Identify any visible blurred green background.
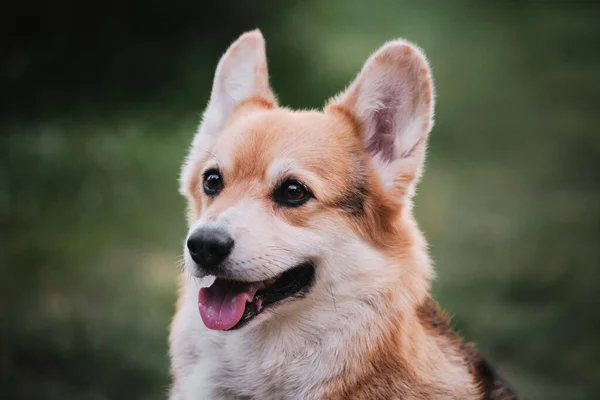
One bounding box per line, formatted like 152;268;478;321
2;1;599;399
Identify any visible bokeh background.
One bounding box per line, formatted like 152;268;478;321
2;1;599;399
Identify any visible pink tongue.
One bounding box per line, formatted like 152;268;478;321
198;279;262;331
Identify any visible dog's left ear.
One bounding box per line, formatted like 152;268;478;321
328;40;434;197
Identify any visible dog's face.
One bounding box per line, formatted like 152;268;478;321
180;30;434;332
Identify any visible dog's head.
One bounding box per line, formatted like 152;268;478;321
180;30;435;331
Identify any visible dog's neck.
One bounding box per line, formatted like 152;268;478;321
204;286;475;399
175;254;477;399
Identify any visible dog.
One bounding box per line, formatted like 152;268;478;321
169;29;518;400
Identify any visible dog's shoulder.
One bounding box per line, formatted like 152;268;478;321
417;299;519;400
460;342;519;400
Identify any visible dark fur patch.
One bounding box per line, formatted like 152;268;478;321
417;299;519;400
335;155;368;217
465;346;519;400
337;181;368;217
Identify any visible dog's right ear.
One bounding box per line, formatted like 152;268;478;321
194;29;276;145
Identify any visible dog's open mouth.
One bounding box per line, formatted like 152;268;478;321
197;262;315;331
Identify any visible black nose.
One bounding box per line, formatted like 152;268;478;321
187;227;234;271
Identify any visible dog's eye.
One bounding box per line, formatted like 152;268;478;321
203;169;224;196
273;179;312;207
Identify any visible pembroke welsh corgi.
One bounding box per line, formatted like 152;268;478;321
169;30;518;400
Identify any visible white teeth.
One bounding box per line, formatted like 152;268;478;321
199;275;216;288
198;273;280;290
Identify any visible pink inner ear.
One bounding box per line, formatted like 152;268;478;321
365;79;419;164
365;92;403;163
328;40;434;172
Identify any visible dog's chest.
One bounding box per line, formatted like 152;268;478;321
172;298;341;400
206;331;334;400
